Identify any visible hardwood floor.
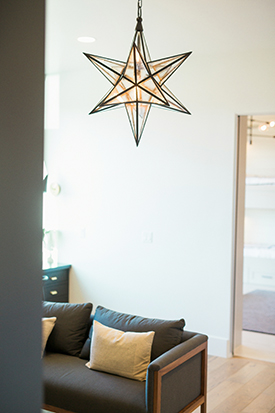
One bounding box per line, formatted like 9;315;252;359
193;355;275;413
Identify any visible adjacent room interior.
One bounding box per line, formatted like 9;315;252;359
234;115;275;363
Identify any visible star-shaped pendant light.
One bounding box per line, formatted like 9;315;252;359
84;0;192;146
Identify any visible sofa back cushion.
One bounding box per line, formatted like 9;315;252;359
43;301;93;356
80;305;185;361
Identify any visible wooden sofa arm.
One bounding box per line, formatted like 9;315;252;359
146;333;208;413
43;404;74;413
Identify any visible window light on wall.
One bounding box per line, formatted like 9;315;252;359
44;74;60;130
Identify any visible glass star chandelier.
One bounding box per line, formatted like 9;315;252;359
84;0;192;146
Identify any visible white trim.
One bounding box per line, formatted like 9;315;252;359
246;176;275;185
232;115;247;355
208;336;231;358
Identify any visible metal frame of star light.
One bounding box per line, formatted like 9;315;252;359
84;0;192;146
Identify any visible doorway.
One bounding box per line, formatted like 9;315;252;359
233;114;275;363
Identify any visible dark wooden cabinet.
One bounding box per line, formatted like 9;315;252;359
42;264;71;302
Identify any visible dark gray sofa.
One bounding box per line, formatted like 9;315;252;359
42;302;208;413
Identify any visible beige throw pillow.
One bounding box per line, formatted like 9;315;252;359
86;320;155;381
42;317;57;357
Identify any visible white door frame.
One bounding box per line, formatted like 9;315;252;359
232;115;247;354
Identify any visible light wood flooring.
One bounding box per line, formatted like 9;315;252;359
194;355;275;413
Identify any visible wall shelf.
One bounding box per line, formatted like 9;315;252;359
245;177;275;209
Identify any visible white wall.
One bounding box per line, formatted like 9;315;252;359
44;0;275;357
243;122;275;291
245;132;275;243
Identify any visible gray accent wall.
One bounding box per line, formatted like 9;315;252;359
0;0;45;411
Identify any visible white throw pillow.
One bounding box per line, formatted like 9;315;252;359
86;320;155;381
42;317;57;357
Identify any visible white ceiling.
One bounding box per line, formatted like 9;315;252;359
45;0;275;74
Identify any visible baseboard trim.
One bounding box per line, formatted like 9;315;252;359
208;336;231;358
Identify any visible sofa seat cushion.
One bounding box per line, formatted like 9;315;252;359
43;353;146;413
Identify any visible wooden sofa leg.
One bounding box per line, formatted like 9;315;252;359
200;343;208;413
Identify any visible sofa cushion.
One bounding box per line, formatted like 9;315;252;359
43;301;93;356
86;320;155;381
42;317;56;357
43;353;146;413
79;316;94;359
80;305;185;361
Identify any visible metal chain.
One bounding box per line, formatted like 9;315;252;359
137;0;142;18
